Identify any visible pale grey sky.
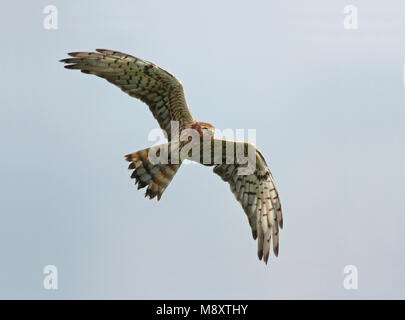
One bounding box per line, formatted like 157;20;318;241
0;0;404;299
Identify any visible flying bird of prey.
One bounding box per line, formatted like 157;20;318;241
60;49;283;264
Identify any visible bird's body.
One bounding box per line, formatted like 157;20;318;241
61;49;283;264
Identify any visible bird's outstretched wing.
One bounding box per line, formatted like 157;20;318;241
212;139;283;264
60;49;195;140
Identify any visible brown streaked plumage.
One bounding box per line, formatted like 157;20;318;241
124;143;181;201
60;49;194;140
211;139;283;262
61;49;283;264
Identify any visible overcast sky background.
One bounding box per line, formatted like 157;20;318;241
0;0;404;299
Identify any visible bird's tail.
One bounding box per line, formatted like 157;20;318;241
125;143;181;200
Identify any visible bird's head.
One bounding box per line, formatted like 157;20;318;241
198;122;215;137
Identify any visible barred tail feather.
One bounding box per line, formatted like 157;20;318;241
125;147;181;200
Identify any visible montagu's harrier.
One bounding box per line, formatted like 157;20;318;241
60;49;283;264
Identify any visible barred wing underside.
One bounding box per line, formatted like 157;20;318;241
60;49;195;140
212;140;283;264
